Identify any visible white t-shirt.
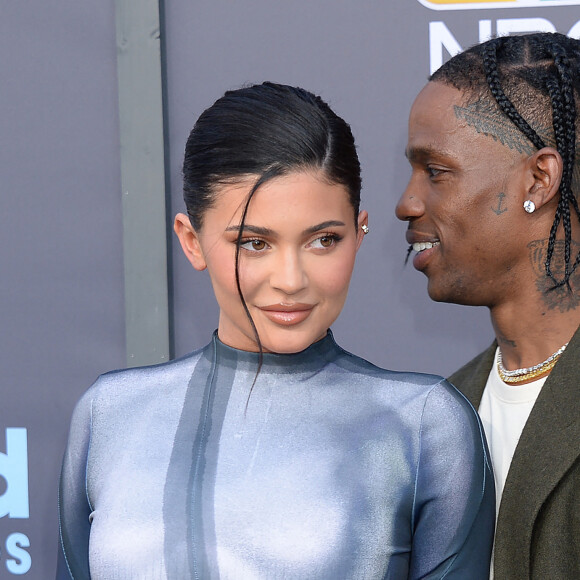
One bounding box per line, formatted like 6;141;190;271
478;347;546;579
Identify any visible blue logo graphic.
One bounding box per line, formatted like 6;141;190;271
5;533;32;574
0;429;29;519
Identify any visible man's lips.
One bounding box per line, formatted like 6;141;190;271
404;232;440;270
411;241;440;252
258;303;315;325
405;230;440;247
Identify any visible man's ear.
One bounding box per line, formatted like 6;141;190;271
525;147;563;209
356;210;369;251
174;213;207;271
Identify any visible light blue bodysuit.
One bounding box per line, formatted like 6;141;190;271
57;331;494;579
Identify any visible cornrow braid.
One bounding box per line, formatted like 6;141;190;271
544;40;580;288
544;75;570;285
432;32;580;290
482;38;546;151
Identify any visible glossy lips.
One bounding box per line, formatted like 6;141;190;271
258;303;315;326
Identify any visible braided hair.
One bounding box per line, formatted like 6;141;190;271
431;33;580;290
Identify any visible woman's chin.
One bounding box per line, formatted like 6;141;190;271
257;328;329;355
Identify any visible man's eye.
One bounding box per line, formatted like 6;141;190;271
427;166;443;178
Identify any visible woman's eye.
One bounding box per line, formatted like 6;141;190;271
310;235;339;249
240;239;267;252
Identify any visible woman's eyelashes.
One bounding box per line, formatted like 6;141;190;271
308;233;342;249
237;233;344;254
239;238;269;252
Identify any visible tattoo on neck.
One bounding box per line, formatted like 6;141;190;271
528;239;580;312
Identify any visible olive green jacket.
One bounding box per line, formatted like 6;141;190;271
449;326;580;579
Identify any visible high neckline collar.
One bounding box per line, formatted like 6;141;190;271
206;329;343;373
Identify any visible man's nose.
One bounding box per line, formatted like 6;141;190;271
395;179;425;221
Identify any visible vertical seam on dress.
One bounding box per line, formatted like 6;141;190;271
410;388;429;537
58;398;95;580
190;337;219;580
57;479;74;580
86;400;95;513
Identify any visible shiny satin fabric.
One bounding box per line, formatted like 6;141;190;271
57;331;494;579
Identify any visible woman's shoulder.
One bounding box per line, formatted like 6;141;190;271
332;345;478;416
76;343;209;410
332;344;445;388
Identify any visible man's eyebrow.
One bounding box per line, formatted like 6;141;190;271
405;145;432;162
405;145;453;163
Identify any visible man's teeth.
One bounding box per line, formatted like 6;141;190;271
413;241;439;252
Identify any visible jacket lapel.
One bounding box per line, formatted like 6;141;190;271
495;327;580;575
448;343;496;408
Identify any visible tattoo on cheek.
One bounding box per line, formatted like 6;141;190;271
491;192;507;215
528;239;580;312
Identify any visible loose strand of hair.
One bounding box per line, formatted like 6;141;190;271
234;167;284;414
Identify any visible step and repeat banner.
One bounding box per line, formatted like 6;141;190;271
3;1;580;577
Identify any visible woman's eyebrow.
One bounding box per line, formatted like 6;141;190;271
303;220;346;235
225;220;346;236
225;224;273;236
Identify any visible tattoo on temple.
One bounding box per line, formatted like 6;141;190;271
454;102;537;154
528;239;580;312
455;100;580;195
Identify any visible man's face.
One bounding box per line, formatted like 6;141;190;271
395;81;532;307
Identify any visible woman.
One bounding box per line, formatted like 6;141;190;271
57;82;494;579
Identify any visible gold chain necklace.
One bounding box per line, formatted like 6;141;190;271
497;342;568;384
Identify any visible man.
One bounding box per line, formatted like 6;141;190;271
396;33;580;579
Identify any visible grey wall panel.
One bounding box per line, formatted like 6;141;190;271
116;0;171;368
0;2;124;577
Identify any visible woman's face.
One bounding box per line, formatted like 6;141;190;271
175;171;367;353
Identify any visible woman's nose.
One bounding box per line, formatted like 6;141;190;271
270;250;308;295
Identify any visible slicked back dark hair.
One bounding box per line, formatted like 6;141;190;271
431;32;580;290
183;82;361;231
